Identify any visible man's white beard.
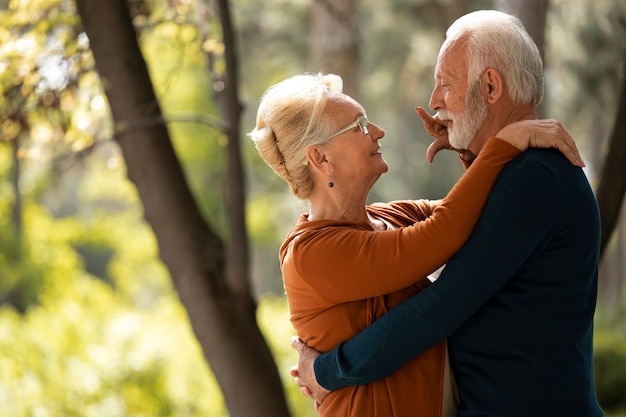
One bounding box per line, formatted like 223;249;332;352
439;81;488;150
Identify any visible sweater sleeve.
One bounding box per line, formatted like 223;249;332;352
313;151;565;390
288;138;521;303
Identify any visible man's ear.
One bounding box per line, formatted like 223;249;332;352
482;68;504;103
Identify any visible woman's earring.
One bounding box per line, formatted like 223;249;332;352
328;176;334;188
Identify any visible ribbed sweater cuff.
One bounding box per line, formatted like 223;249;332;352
314;350;344;391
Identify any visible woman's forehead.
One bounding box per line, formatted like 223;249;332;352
327;94;365;115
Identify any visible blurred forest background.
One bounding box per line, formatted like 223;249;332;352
1;0;625;416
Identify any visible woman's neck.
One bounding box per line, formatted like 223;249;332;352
308;198;386;231
308;200;366;222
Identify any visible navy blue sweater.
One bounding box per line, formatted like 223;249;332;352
315;149;604;417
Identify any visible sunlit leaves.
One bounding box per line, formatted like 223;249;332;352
1;119;21;142
256;296;317;417
0;281;226;417
0;0;100;162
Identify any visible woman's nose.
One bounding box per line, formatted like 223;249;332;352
369;123;384;140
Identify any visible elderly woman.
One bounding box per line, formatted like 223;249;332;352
248;73;580;417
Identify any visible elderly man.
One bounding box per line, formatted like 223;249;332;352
291;10;603;417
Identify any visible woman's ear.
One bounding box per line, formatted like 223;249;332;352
306;145;330;173
482;68;504;103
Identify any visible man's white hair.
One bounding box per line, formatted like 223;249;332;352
446;10;544;106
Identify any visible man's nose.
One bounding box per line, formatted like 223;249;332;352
429;85;443;111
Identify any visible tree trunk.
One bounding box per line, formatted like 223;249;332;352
495;0;548;61
310;0;359;97
595;38;626;259
10;138;22;259
74;1;290;416
495;0;549;117
212;0;251;296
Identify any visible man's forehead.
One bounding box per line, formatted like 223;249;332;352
435;39;468;76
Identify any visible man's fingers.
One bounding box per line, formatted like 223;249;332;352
289;336;330;405
292;336;321;362
290;336;305;353
415;106;432;124
416;106;453;163
426;140;448;163
418;107;443;163
295;376;313;397
416;106;437;135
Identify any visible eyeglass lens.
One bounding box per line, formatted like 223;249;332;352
358;117;369;135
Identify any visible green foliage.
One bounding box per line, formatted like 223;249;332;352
0;279;227;417
0;147;232;416
594;329;626;414
137;3;231;238
257;296;317;417
0;4;308;414
0;244;45;311
0;290;313;416
0;0;97;156
0;200;77;311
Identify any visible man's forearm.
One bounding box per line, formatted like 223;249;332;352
313;285;448;390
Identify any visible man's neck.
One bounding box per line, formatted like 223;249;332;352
470;103;537;155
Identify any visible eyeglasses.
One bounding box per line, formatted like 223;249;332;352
329;115;369;138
